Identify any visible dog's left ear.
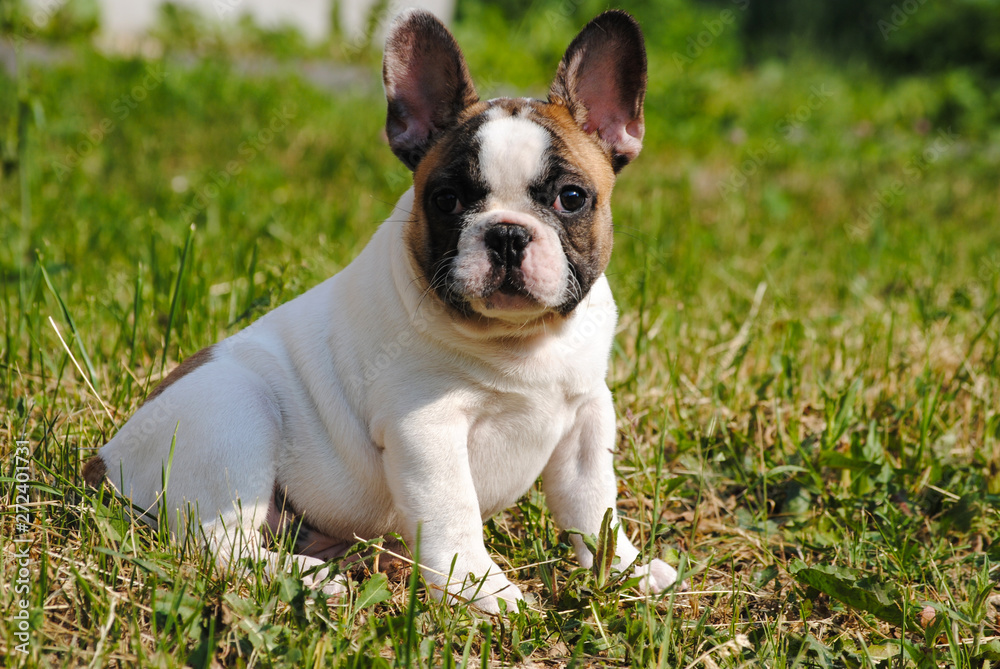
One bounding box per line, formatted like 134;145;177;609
549;11;647;172
383;9;479;171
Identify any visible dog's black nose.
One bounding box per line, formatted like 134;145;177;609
484;224;531;267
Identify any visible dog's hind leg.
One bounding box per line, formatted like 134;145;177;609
203;497;347;596
97;357;345;595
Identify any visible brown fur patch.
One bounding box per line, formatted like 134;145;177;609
532;100;617;270
405;99;493;280
534;100;617;195
144;345;215;404
407;98;617;269
82;455;106;487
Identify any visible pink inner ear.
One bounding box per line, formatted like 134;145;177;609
384;26;476;162
385;50;449;157
574;62;643;161
393;76;435;135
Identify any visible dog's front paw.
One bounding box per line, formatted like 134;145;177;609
466;575;524;615
634;558;683;594
302;565;347;597
431;569;523;615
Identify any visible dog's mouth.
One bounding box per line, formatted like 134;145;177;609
482;271;538;311
478;292;540;315
452;265;547;317
495;268;528;296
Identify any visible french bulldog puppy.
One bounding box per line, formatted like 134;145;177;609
84;9;680;614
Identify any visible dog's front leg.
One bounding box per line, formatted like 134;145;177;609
542;388;681;594
382;418;523;614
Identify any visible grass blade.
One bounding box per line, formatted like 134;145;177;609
162;224;196;371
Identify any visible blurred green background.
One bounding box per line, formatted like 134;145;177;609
1;2;999;665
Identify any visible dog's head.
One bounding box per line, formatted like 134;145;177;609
383;10;646;327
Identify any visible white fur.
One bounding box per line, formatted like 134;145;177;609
477;113;549;203
98;186;678;614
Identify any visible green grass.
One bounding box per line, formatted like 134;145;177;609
2;4;1000;667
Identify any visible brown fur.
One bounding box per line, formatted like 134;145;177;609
82;455;106;487
144;345;215;404
533;101;617;270
405;99;493;280
390;9;643;330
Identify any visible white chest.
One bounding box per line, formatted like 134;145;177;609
465;386;578;518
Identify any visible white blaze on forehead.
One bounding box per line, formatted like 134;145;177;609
476;114;550;202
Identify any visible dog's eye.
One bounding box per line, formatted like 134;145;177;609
433;190;463;215
554;186;587;213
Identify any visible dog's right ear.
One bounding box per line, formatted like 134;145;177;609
549;11;647;172
383;10;479;171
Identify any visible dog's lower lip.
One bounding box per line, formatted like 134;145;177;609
484;291;538;312
479;274;539;311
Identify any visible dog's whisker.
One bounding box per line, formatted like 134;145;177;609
413;251;459;316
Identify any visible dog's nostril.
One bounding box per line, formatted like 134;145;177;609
484;224;531;266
